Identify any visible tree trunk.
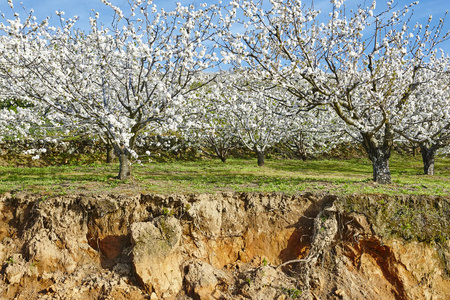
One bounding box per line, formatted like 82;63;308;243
361;126;393;184
420;144;435;175
369;147;392;184
297;132;307;161
114;144;131;180
256;150;265;167
117;153;131;180
106;142;115;163
213;145;228;163
412;145;418;157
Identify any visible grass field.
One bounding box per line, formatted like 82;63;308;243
1;153;449;196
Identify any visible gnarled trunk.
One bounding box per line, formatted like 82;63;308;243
212;144;228;163
115;144;132;180
256;149;265;167
205;135;234;163
420;144;435;176
296;131;308;161
361;125;393;184
117;153;131;180
369;147;391;184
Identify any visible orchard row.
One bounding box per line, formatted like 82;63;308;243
0;0;449;182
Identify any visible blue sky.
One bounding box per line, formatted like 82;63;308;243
0;0;449;50
0;0;201;24
1;0;448;24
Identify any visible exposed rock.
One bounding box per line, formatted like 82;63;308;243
239;265;298;300
183;192;319;268
4;255;31;284
0;192;449;300
131;217;183;298
388;240;450;299
183;260;232;299
26;229;78;273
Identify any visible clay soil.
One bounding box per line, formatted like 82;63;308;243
1;192;449;299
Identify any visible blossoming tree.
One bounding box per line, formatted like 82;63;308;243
220;0;450;183
0;0;220;179
395;54;450;175
180;75;240;163
206;69;351;166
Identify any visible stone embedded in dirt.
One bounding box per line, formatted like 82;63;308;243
4;255;31;284
5;263;26;284
239;265;299;300
26;229;78;273
183;260;232;299
348;212;373;235
131;216;183;298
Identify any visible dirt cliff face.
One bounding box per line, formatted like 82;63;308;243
0;192;449;299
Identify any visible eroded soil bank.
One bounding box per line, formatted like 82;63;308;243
0;192;449;299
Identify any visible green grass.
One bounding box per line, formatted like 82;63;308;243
1;154;449;246
0;154;449;196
